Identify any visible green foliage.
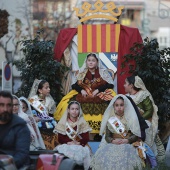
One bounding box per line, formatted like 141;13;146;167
0;9;9;38
13;29;69;104
122;38;170;122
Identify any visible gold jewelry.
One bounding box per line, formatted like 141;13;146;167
38;93;43;99
115;112;124;119
39;93;45;100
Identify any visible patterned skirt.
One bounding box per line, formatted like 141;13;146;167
90;143;142;170
40;129;59;150
54;144;91;170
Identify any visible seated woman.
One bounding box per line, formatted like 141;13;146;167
53;101;92;170
54;53;116;136
124;75;165;162
28;79;58;150
28;79;56;117
19;96;46;150
13;95;45;151
91;94;151;170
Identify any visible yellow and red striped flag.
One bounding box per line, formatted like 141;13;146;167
78;24;120;53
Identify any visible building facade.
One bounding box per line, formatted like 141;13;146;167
0;0;170;91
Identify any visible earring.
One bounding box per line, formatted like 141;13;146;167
129;87;133;95
39;93;44;99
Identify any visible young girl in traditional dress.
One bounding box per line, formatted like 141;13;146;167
91;94;151;170
53;101;92;170
13;95;45;150
19;96;45;150
28;79;57;149
124;75;165;162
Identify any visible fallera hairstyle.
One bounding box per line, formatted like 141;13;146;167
20;99;28;109
37;80;48;94
68;101;80;109
86;53;98;61
0;91;13;101
126;75;141;91
114;96;124;105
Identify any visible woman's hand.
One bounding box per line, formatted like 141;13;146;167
73;141;80;145
92;89;99;96
67;141;80;145
119;139;128;144
111;139;122;145
34;116;41;122
67;141;74;145
112;138;128;145
81;90;88;97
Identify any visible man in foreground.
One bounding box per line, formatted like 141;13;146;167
0;91;30;169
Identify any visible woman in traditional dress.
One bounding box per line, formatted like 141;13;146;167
53;101;92;170
124;75;165;162
19;96;46;150
91;94;149;170
13;95;45;150
54;53;116;137
28;79;58;150
28;79;56;117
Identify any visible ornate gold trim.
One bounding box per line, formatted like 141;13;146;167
73;0;124;22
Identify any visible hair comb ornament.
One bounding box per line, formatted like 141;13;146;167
68;100;81;106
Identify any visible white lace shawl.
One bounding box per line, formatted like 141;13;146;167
72;53;114;85
53;105;92;135
100;94;141;138
28;79;56;115
127;76;159;146
19;96;46;149
13;95;46;150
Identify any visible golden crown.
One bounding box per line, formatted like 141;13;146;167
73;0;124;23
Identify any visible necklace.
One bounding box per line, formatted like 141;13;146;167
39;98;45;105
115;113;124;119
68;117;77;123
89;69;95;74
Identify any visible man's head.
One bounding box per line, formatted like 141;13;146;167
0;91;13;124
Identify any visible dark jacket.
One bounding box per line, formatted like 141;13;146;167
0;114;31;168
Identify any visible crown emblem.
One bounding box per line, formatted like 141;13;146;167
111;54;118;61
73;0;124;23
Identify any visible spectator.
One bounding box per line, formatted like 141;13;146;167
0;91;30;169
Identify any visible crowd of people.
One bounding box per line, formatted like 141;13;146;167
0;53;167;170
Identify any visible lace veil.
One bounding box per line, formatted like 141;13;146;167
13;95;30;121
19;96;46;149
72;53;114;85
53;101;92;135
134;76;147;90
28;79;42;99
134;76;159;146
28;79;55;111
19;96;34;116
100;94;141;137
